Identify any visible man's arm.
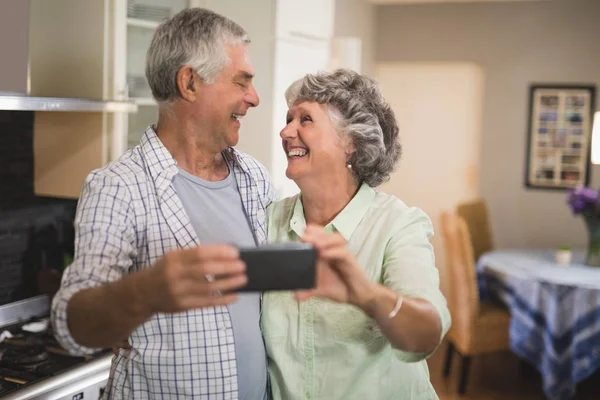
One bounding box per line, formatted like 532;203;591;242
66;246;248;349
52;172;248;354
65;271;151;349
52;172;138;355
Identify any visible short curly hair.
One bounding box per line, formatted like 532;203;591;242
285;69;401;187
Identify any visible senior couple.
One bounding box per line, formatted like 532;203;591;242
51;7;450;400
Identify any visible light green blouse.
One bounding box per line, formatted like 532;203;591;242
261;183;451;400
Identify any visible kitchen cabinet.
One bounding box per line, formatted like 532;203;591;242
113;0;189;151
275;0;335;41
27;0;187;198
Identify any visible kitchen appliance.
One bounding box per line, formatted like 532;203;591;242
0;205;111;399
0;297;111;400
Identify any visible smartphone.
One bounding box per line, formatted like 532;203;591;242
237;242;317;292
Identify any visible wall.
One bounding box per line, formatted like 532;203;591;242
0;0;29;93
333;0;375;75
375;0;600;249
376;63;483;292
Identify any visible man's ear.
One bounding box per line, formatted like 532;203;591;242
176;66;197;102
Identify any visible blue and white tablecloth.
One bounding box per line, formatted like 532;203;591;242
477;250;600;400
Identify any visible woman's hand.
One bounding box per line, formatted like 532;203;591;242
297;225;376;308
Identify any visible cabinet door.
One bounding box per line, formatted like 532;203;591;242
271;37;330;198
276;0;334;41
111;0;190;158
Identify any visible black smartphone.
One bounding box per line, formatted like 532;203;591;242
237;242;317;292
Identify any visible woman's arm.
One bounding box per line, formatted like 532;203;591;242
359;285;442;353
299;209;450;356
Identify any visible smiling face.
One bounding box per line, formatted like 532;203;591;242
189;44;260;149
280;101;354;185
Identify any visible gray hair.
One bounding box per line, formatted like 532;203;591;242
285;69;401;187
145;8;249;103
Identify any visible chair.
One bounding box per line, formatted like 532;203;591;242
440;212;510;395
456;199;494;262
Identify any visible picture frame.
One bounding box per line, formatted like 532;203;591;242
525;84;596;190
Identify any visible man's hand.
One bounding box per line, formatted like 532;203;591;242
138;244;248;314
67;244;247;350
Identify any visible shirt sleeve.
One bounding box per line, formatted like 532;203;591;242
51;171;137;355
382;206;451;363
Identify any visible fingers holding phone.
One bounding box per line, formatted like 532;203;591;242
300;225;376;307
137;244;248;314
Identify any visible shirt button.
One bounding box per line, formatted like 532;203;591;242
305;392;312;399
306;355;313;361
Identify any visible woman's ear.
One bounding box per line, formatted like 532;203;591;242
344;145;356;161
176;66;197;102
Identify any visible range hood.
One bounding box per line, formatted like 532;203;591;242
0;92;138;113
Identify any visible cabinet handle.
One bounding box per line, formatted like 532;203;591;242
287;30;326;42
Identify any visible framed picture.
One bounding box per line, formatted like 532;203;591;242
525;84;596;190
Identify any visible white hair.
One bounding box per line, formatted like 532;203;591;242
145;8;249;104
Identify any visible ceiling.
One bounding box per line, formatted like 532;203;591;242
368;0;551;4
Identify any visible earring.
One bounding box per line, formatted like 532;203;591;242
347;160;352;169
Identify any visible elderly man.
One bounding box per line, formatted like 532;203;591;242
51;8;274;399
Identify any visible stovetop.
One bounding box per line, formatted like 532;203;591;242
0;316;110;397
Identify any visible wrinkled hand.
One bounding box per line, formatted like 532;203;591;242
297;225;375;307
138;245;247;314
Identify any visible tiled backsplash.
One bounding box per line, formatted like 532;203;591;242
0;111;35;210
0;110;78;305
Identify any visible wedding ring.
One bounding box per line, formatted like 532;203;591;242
205;274;215;283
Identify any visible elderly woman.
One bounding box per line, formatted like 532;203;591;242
261;69;451;400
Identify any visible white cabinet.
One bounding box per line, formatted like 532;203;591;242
271;37;331;197
112;0;190;154
275;0;335;41
191;0;335;198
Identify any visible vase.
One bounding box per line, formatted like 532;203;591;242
584;219;600;267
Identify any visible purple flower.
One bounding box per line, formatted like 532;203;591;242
567;186;599;214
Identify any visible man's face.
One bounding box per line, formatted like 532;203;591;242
193;44;259;149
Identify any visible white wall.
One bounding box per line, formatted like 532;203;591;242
376;62;484;282
375;0;600;250
333;0;375;75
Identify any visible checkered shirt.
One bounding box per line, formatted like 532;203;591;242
51;126;276;399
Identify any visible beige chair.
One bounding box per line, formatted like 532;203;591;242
440;212;510;394
456;199;494;262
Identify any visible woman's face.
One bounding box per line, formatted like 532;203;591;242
280;101;352;184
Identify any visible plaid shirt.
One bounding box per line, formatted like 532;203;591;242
51;127;276;399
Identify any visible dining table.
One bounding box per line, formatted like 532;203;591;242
476;249;600;400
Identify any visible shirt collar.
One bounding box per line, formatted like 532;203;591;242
139;126;177;181
288;183;376;241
